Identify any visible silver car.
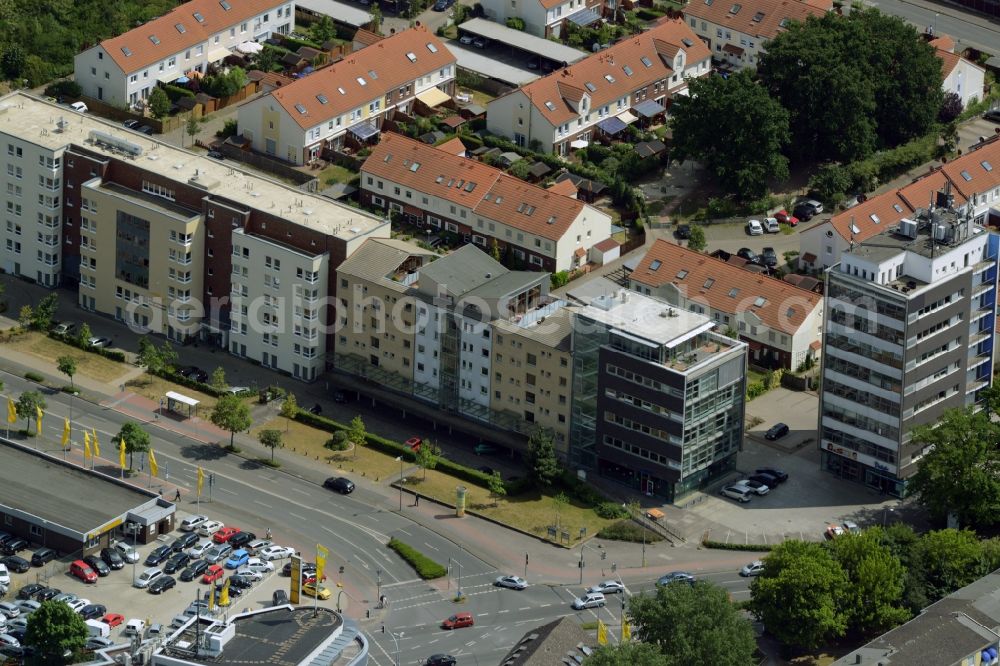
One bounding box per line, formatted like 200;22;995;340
720;485;753;503
204;544;232;564
588;580;625;595
572;592;606;610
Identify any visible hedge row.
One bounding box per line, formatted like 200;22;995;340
597;520;664;543
149;367;227;398
48;332;127;363
701;539;773;552
387;537;447;579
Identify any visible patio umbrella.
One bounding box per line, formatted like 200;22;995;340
175;76;190;84
237;41;263;54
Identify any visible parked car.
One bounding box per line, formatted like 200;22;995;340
324;477;355;494
122;120;141;130
494;575;528;590
123;619;145;636
749;473;779;487
774;209;799;226
198;521;224;537
180;560;210;582
228;532;256;549
13;600;39;616
204;544;232;564
656;572;695;586
720;485;753;503
51;322;77;336
35;588;60;602
145;545;172;566
30;548;56;567
735;479;769;495
308;403;322;415
459;34;475;45
2;539;28;557
675;224;691;239
133;568;163;589
755;467;788;483
83;555;109;577
202;565;225;584
0;603;20;619
137;126;154;136
825;524;845;539
52;593;77;605
432;0;454;10
764;423;789;440
180;515;208;532
426;655;457;666
0;565;8;588
79;604;106;620
985;108;1000;123
736;247;759;264
271;590;289;606
15;585;43;601
172;533;200;552
163;552;191;574
66;599;90;613
113;542;139;563
69;101;88;113
69;560;98;584
86;636;114;650
588;580;625;595
206;150;225;160
225;549;250;570
213;527;241;544
332;390;347;403
187;541;212;559
762;218;780;234
229;574;255;589
148;575;176;594
87;336;112;348
843;520;861;534
746;219;764;236
572;592;606;610
301;582;330;600
793;202;817;221
246;539;271;554
740;560;765;577
441;611;475;629
235;569;264;583
1;557;29;574
760;247;778;267
259;545;295;561
802;198;823;214
240;558;274;575
472;37;488;49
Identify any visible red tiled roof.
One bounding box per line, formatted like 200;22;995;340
100;0;285;74
631;239;821;333
504;19;710;127
269;26;455;130
362;133;591;241
929;35;955;52
353;29;383;47
547;179;578;197
593;238;620;251
682;0;832;42
435;137;467;155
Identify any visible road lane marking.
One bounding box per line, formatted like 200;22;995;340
254;500;272;509
497;609;509;614
518;607;530;611
218;487;237;495
289;512;307;521
289;486;311;496
423;542;439;551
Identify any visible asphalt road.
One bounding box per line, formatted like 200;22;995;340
868;0;1000;54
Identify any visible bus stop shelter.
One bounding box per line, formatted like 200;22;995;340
165;391;200;418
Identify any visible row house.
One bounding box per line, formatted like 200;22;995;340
485;18;711;155
359;133;612;272
628;239;823;369
237;25;456;165
478;0;604;38
74;0;294;108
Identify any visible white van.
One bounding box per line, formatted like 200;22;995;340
85;619;110;638
69;101;88;113
134;567;163;588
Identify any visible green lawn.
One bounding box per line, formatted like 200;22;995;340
320;163;359;186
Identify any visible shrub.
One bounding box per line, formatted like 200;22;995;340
163;84;195;101
595;501;629;519
216;119;238;139
597;520;664;543
559;469;609;507
746;381;768;400
387;537;447;579
325;431;350;451
701;539;773;552
24;371;44;382
44;80;82;99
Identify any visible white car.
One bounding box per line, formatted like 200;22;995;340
746;219;764;236
6;617;28;631
259;545;295;561
763;217;780;233
0;564;9;586
186;540;213;559
14;600;39;616
114;541;140;563
459;34;475;45
235;568;264;582
495;575;528;590
735;480;769;496
588;580;625;595
0;602;20;619
198;520;224;537
124;619;146;636
134;567;163;589
0;633;20;649
843;520;861;534
66;599;90;613
720;485;753;503
572;592;606;610
740;560;765;577
804;198;824;214
240;558;274;575
180;515;208;532
246;539;272;554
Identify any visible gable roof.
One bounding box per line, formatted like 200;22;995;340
268;26;455;130
435;137;467;155
631;239;821;333
100;0;284;74
503;19;711;127
682;0;832;42
546;179;578;197
362;133;593;241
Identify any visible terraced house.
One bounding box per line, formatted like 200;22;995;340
237;25;455;165
74;0;294;108
359;133;612;272
485;18;711;154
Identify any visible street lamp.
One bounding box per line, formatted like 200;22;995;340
376;568;382;602
395;456;403;511
382;627;403;666
883;505;895;527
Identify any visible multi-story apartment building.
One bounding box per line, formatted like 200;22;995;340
486;18;711;155
0;92;388;380
74;0;294;108
819;190;998;496
570;288;747;501
628;239;823;369
800;137;1000;273
360;134;612;272
478;0;605;38
681;0;831;69
237;26;456;165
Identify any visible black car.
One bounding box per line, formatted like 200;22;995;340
229;574;253;589
163;552;191;574
122;119;141;130
792;202;817;221
100;548;125;570
179;366;208;383
749;473;779;487
282;561;316;576
137;125;155;136
477;466;496;476
332;390;347;404
736;248;759;264
426;656;457;666
145;544;172;566
984;109;1000;123
1;556;30;574
83;555;110;577
36;587;60;601
324;477;354;494
180;559;210;582
755;467;789;483
228;532;256;549
17;583;45;600
79;604;106;620
309;403;323;415
206;150;225;160
3;538;29;556
675;224;692;240
271;589;289;606
760;247;778;268
432;0;454;9
148;575;177;594
172;532;200;551
765;422;789;440
30;547;55;566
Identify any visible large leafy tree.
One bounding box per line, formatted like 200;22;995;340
827;531;909;635
16;390;46;435
527;429;560;487
26;599;88;664
877;524;929;612
912;528;984;603
116;421;150;469
211;393;252;449
584;642;670;666
750;540;848;649
669;69;789;201
628;581;755;665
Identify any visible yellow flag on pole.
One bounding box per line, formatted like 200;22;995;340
208;584;216;611
7;398;16;424
92;428;100;457
622;618;631;641
316;544;329;586
62;418;71;446
219;579;230;607
597;620;607;645
119;438;126;470
83;431;91;459
197;467;205;496
35;406;42;434
148;449;159;477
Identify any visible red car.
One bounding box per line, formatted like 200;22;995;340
405;437;422;452
203;564;225;583
70;560;98;584
775;210;799;226
441;612;474;630
213;527;241;543
102;613;124;628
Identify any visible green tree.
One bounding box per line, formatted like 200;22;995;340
415;440;441;480
31;293;59;331
25;599;88;665
908;401;1000;527
18;305;33;329
312;15;337;43
368;3;383;34
185;114;199;146
913;528;984;603
116;421;150;469
280;393;298;432
669;69;789;200
210;367;227;392
135;338;177;375
584;642;670;666
16;391;46;435
56;355;77;389
258;428;284;463
76;322;92;347
490;238;501;261
1;44;26;80
827;531;910;635
876;523;929;612
527;429;560;487
211;393;252;450
505;17;526;30
488;471;506;507
348;415;367;460
508;159;531;180
255;47;278;73
687;225;706;252
750;540;848;649
553;491;569;529
148;87;171;119
627;580;756;665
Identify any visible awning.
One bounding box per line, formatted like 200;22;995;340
567;7;602;25
673;88;690;97
156;71;179;84
597;116;627;135
722;43;744;56
617;110;637;125
208;46;231;62
633;99;666;118
574;247;587;258
416;86;451;108
348;119;380;140
570;139;589;149
165;391;199;407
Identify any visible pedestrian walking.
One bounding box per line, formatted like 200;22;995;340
265;528;272;540
414;494;419;507
174;489;181;502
